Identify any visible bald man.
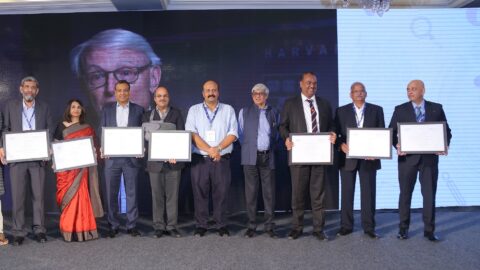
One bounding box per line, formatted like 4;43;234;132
389;80;452;242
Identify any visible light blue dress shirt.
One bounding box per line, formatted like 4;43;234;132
22;101;36;131
238;106;271;151
116;102;130;127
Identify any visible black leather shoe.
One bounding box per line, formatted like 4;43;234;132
265;229;278;239
312;231;329;241
397;229;408;240
194;227;207;237
424;232;440;242
13;236;24;246
153;230;164;238
364;231;380;239
35;233;47;243
288;229;303;240
127;228;141;237
168;229;181;238
244;228;255;238
336;228;353;236
107;228;119;238
218;227;230;237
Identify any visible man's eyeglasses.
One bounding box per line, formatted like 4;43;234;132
84;64;151;89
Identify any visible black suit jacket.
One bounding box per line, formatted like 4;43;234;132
142;107;185;172
100;102;145;168
335;102;385;171
389;100;452;166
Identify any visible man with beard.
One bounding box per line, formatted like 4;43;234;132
0;76;54;246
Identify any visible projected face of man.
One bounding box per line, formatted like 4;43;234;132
82;47;160;112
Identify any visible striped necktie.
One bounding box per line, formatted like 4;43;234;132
415;106;424;122
306;99;318;133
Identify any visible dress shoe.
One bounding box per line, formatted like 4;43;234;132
107;228;119;238
424;232;440;242
364;231;380;239
127;228;141;237
336;228;353;236
218;227;230;237
168;229;181;238
153;230;164;238
397;229;408;240
194;227;207;237
12;236;24;246
312;231;329;241
244;228;255;238
35;233;47;243
265;229;278;239
288;229;303;240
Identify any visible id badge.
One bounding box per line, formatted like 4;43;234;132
205;130;216;142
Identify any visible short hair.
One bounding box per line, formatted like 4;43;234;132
115;80;130;90
20;76;39;88
300;71;317;81
70;29;161;77
154;85;169;96
350;82;366;92
203;80;220;90
251;83;269;96
63;99;86;124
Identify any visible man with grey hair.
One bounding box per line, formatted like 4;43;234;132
71;28;161;113
0;76;54;245
238;83;280;238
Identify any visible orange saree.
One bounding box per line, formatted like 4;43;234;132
56;123;103;242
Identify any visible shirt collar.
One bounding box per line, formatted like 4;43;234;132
411;100;425;109
116;102;130;108
22;100;35;110
203;102;219;111
301;93;315;103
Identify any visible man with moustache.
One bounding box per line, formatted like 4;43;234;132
0;76;54;245
101;80;144;237
185;80;238;237
279;72;336;241
389;80;451;242
142;86;185;238
335;82;385;239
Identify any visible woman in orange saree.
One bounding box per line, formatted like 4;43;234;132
54;99;103;242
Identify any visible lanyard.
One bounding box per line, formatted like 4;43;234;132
22;108;35;130
353;104;365;128
203;104;219;128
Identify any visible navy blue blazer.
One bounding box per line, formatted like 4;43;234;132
389;100;452;166
100;102;145;168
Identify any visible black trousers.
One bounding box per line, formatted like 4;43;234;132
149;169;181;231
398;158;438;233
243;152;275;231
289;165;325;232
340;160;377;232
190;154;231;229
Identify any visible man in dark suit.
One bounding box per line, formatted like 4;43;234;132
101;80;145;237
279;72;336;241
142;86;185;238
0;76;54;245
389;80;452;242
335;82;384;239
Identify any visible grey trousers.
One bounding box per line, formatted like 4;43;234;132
149;169;181;230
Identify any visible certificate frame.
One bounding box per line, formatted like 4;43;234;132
346;128;392;159
101;127;144;157
148;130;192;162
52;136;97;172
2;129;50;163
398;122;447;154
289;132;333;165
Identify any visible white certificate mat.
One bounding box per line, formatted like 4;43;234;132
52;137;96;172
398;122;447;154
148;131;191;161
289;133;332;165
347;128;392;159
102;127;144;157
3;130;50;163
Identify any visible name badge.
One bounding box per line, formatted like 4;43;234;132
205;130;216;142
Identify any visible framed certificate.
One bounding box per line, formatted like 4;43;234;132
52;137;96;172
347;128;392;159
289;133;333;165
148;131;192;162
102;127;144;157
3;129;50;163
398;122;447;154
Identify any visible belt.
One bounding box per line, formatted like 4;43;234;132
257;150;270;155
193;153;231;160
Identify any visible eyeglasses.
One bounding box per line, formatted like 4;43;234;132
252;92;267;97
84;64;151;89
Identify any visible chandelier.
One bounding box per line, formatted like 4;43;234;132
338;0;392;17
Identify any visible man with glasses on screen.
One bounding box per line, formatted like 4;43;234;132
71;28;161;114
